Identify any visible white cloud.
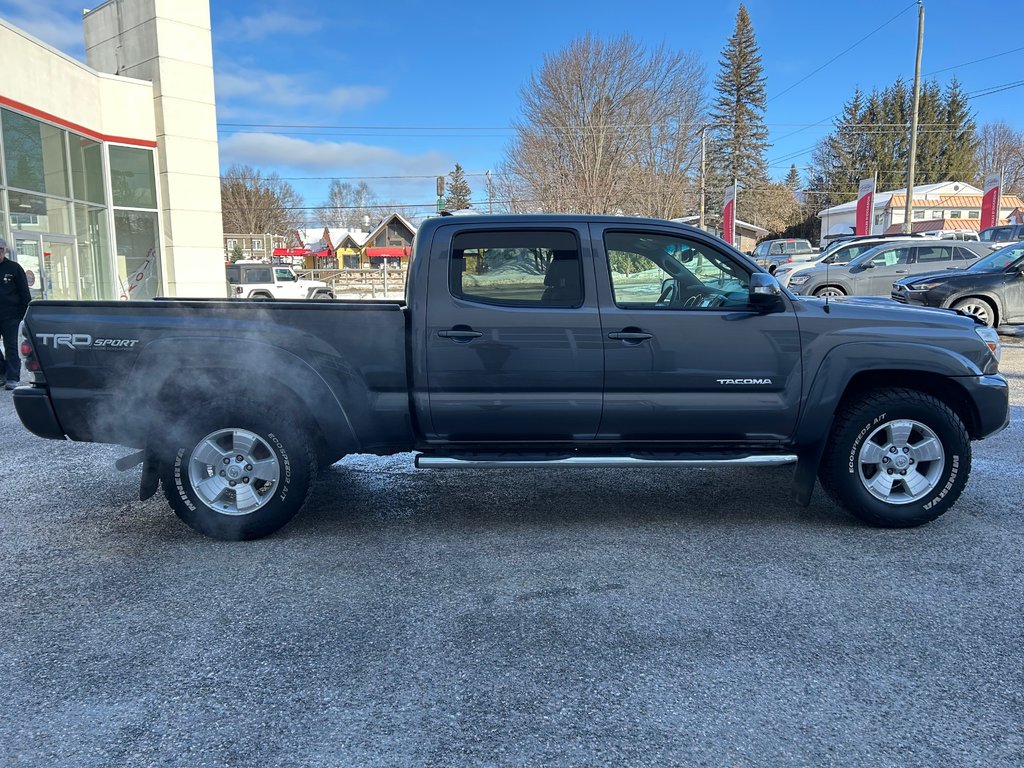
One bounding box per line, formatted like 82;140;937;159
219;133;451;176
221;11;313;42
215;67;387;113
1;0;85;52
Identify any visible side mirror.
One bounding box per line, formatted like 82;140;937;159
749;272;784;311
861;262;875;269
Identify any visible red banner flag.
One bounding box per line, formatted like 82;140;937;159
722;184;736;246
981;174;1001;230
855;177;875;236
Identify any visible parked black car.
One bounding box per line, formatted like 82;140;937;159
892;242;1024;327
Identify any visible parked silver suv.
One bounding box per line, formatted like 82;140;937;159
750;238;817;273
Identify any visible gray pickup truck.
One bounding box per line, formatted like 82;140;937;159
13;215;1010;540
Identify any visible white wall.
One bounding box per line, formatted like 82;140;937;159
0;19;155;143
84;0;225;298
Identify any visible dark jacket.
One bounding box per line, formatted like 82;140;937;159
0;258;32;321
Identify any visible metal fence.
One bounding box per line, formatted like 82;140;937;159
296;268;408;299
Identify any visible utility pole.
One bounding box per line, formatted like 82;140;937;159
903;0;925;234
698;124;708;230
485;170;493;214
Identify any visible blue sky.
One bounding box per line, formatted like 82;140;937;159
3;0;1023;221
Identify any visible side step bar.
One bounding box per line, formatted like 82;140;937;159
415;455;797;469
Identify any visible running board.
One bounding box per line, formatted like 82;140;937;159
415;455;797;469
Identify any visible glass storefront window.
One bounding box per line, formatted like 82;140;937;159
75;203;113;300
7;190;72;234
114;209;161;300
69;136;106;205
2;109;69;197
109;146;157;208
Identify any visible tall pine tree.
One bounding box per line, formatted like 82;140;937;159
443;163;473;210
784;164;801;190
708;4;769;223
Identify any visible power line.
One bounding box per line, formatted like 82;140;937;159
767;0;918;104
923;45;1024;77
967;80;1024;99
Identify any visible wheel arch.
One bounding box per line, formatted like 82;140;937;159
797;345;987;448
125;339;361;464
944;292;1003;325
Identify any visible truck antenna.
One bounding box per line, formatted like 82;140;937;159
823;250;831;313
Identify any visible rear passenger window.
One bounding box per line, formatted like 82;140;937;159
450;230;583;307
915;246;952;263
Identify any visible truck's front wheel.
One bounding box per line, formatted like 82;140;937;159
819;389;971;528
161;417;316;540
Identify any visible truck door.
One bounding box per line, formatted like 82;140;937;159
424;225;604;442
592;224;802;443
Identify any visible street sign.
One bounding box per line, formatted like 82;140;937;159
436;176;445;197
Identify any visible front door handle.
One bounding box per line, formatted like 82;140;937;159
895;270;909;274
438;329;483;340
608;331;653;342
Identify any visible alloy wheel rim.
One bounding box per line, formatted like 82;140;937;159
958;302;991;325
187;428;280;515
857;419;945;505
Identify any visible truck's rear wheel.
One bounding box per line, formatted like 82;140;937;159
160;415;316;540
818;389;971;528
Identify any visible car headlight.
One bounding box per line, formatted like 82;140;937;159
907;281;942;290
975;327;1001;364
789;275;810;285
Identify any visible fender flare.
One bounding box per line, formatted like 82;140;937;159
123;337;361;458
790;341;983;506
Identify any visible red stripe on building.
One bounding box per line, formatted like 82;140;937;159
0;94;158;148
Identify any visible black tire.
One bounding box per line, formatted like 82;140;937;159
160;413;317;540
818;388;971;528
951;297;996;327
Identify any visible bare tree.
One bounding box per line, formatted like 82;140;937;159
221;164;304;234
976;121;1024;195
500;34;707;217
318;180;394;229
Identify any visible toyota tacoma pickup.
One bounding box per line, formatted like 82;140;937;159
13;215;1010;540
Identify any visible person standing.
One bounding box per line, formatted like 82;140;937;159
0;237;32;390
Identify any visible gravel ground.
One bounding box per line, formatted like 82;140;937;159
1;342;1022;767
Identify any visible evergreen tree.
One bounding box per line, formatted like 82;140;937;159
444;163;473;210
941;79;980;181
708;3;769;221
807;77;979;208
784;164;801;190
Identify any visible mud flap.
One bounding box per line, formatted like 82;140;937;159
140;450;160;501
792;444;825;507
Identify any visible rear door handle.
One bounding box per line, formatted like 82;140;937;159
608;331;653;341
895;270;909;274
438;329;483;340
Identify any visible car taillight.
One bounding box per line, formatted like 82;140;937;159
18;323;45;383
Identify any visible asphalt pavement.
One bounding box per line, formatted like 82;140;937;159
1;344;1022;767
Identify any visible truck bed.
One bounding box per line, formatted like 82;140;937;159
21;298;415;457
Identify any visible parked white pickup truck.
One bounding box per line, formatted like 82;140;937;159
226;261;334;300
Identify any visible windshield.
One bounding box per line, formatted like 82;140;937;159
967;242;1024;272
823;241;887;265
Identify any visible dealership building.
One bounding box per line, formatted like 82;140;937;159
0;0;224;301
